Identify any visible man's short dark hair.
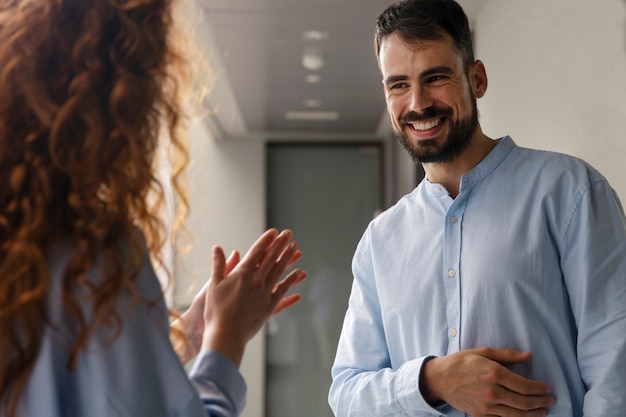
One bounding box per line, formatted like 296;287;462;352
375;0;475;71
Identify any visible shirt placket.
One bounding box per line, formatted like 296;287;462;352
443;195;466;354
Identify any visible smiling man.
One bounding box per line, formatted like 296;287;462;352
328;1;626;416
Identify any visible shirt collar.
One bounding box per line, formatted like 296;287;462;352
460;135;516;190
423;136;516;196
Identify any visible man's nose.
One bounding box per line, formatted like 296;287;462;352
408;85;432;113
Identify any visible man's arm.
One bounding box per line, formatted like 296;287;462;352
561;180;626;415
329;229;444;416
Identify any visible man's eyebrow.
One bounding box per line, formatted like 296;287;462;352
383;66;455;87
420;66;454;78
383;75;408;87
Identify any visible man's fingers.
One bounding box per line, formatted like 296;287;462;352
475;347;532;365
482;401;551;417
470;348;553;396
472;348;553;396
491;385;555;414
500;371;553;397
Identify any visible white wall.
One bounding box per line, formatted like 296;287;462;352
475;0;626;201
175;120;267;417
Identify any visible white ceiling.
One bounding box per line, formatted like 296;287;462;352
193;0;486;140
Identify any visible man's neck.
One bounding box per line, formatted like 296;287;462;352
422;130;496;199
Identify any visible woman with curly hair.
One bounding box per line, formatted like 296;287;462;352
0;0;306;416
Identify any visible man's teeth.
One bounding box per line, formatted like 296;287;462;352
410;118;442;131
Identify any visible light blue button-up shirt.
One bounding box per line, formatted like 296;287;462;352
329;136;626;416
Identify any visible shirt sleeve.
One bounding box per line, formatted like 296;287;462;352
561;179;626;415
188;349;247;417
329;228;443;416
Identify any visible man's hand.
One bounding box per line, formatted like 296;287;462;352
421;347;555;417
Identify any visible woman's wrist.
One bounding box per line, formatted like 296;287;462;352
201;327;246;368
171;306;204;364
171;319;196;364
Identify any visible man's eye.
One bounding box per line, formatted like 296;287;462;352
390;82;408;90
427;75;447;83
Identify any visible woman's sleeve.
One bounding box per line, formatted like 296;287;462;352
188;349;247;417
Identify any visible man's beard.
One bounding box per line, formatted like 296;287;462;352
393;98;479;164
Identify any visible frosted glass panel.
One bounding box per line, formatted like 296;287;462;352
266;143;383;417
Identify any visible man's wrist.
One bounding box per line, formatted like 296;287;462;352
420;356;445;407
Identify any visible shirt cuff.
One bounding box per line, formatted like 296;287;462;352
395;355;448;415
189;349;247;415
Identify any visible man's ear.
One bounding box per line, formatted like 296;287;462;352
469;60;488;98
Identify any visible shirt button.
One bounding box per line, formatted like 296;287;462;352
448;269;456;278
450;328;458;337
450;216;458;224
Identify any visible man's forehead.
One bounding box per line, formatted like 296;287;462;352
378;35;466;83
380;31;456;55
379;32;461;65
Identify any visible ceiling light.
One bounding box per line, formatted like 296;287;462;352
285;111;339;121
302;30;329;41
303;99;322;108
302;49;324;71
305;74;321;84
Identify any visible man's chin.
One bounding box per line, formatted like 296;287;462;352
394;132;440;163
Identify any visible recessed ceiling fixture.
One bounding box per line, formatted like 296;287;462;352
302;30;329;41
285;111;339;121
302;48;324;71
303;99;322;108
305;74;321;84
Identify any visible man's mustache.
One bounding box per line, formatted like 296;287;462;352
400;107;452;123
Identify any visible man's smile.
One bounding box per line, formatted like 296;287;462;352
407;117;444;132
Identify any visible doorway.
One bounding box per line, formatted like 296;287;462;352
265;142;384;417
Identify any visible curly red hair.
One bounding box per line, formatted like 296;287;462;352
0;0;190;415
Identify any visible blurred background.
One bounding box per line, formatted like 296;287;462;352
171;1;626;416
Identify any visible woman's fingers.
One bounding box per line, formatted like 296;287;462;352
237;229;280;270
211;245;226;283
272;242;300;275
270;269;306;309
220;229;304;315
285;248;302;269
224;250;240;276
261;234;300;281
237;229;297;287
273;294;302;315
253;230;293;275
